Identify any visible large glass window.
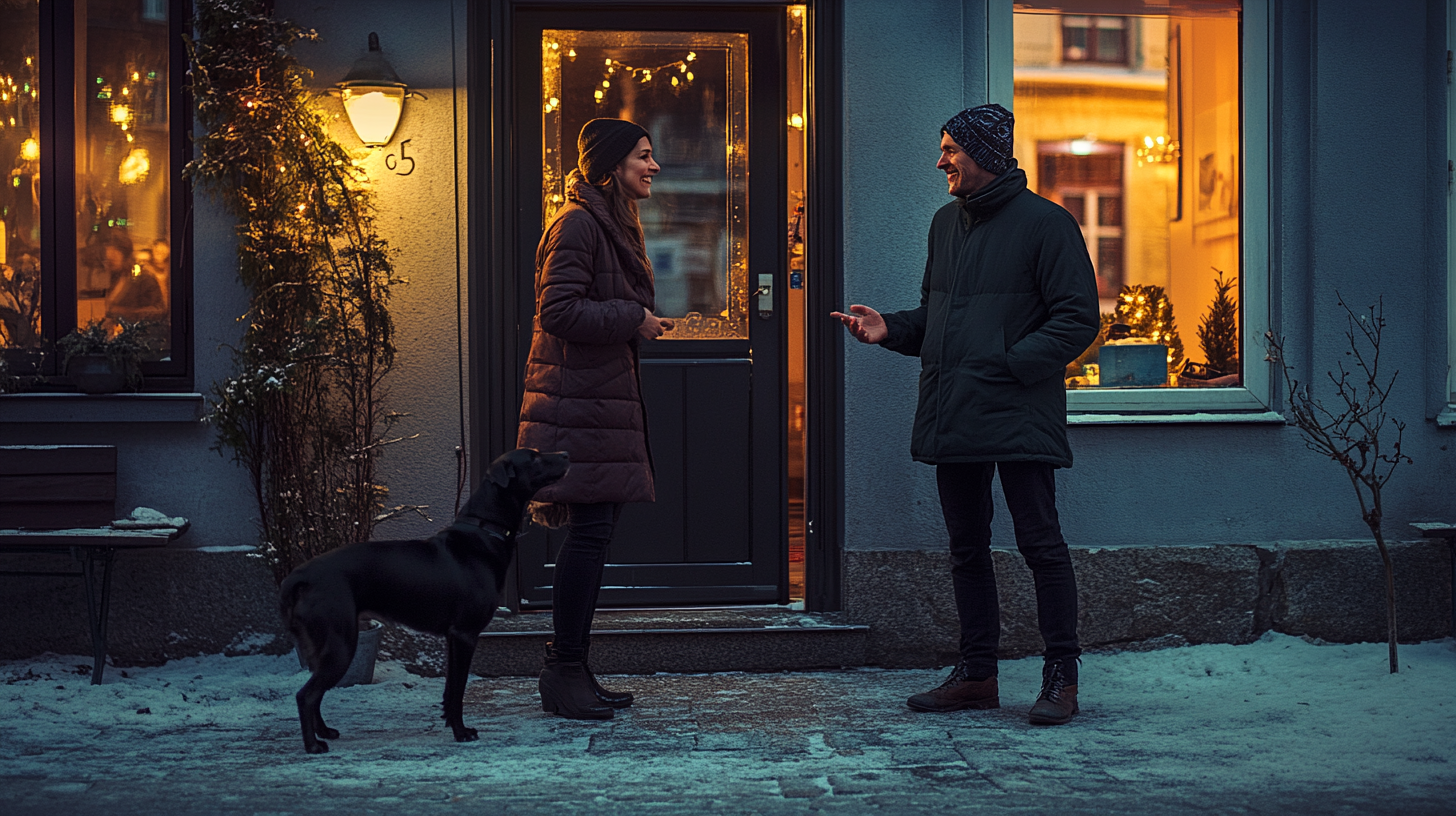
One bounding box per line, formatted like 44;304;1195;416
1015;1;1245;396
0;0;184;384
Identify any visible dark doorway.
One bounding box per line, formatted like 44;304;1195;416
510;6;788;607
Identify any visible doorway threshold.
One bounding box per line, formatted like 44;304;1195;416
382;607;869;677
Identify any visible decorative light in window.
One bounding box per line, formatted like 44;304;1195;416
118;148;150;185
19;137;38;162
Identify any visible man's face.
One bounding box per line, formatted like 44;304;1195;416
937;132;997;198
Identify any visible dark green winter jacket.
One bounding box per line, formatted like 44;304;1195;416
880;165;1099;468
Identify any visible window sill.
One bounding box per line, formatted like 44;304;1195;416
1069;410;1286;426
1437;405;1456;427
0;392;205;423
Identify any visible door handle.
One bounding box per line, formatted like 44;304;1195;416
755;273;773;318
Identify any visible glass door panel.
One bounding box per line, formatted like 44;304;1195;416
541;29;749;339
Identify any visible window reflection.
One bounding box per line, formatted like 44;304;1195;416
76;0;170;358
1016;2;1242;389
0;0;42;350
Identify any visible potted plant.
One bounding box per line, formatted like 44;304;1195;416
57;319;152;394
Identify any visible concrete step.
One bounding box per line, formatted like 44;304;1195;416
378;607;870;677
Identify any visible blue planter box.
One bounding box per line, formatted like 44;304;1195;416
1098;343;1168;387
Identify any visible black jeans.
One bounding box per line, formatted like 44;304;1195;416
550;502;622;661
937;461;1080;679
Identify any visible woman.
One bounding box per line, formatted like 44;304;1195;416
517;118;673;720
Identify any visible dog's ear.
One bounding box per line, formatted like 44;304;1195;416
488;458;516;488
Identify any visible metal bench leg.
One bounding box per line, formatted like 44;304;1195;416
76;547;116;685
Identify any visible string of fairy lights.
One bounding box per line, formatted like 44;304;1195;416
542;39;699;112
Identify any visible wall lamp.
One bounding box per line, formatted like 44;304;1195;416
336;32;418;147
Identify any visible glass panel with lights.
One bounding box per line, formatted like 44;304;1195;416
1015;1;1241;390
542;29;749;340
0;1;42;352
76;0;171;358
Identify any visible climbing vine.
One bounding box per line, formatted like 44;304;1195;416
185;0;407;582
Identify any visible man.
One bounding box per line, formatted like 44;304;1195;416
832;103;1099;725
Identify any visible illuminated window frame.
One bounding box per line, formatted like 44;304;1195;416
994;0;1272;418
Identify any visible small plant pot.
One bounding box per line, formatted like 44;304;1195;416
295;618;384;687
67;354;135;394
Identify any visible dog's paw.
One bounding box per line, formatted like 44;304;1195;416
317;726;340;739
453;727;479;743
305;740;330;755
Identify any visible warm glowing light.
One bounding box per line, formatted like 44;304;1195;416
788;113;804;129
118;148;150;184
1069;136;1096;155
110;104;131;124
340;87;405;146
20;138;39;162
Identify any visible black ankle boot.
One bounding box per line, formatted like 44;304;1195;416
540;643;613;720
582;642;633;709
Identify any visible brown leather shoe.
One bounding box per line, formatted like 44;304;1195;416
907;663;999;712
1028;659;1079;725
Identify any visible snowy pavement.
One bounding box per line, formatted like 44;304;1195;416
1;633;1453;815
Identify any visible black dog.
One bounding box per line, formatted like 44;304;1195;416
279;448;569;754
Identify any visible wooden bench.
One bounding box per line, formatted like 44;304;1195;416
1409;522;1456;636
0;445;188;684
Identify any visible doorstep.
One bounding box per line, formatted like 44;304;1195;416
378;607;870;677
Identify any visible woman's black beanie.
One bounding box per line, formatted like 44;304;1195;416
578;118;651;183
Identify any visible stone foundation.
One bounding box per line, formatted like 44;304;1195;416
843;540;1453;667
0;540;1448;672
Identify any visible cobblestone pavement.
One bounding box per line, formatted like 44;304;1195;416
3;645;1454;815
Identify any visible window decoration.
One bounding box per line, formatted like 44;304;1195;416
1015;1;1242;391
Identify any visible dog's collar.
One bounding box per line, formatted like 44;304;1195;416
454;517;513;541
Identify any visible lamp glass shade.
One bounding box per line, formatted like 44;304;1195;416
341;85;405;146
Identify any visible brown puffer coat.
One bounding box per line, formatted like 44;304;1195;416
516;171;656;504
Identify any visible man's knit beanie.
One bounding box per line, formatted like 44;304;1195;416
578;118;651;183
942;104;1014;176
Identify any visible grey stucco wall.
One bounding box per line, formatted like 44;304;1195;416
281;0;473;540
840;0;1456;559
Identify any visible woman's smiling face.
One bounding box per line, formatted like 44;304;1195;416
612;137;660;200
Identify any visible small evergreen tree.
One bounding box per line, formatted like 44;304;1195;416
1198;269;1239;374
1114;284;1185;374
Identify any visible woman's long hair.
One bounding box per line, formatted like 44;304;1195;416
595;175;653;276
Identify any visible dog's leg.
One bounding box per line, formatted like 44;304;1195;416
295;627;354;754
442;628;480;742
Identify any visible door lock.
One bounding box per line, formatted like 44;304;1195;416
755;273;773;318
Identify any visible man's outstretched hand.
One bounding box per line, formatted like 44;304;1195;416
830;304;888;344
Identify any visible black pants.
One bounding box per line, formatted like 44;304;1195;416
550;502;622;661
936;461;1080;679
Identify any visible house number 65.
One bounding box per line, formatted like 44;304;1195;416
386;139;416;176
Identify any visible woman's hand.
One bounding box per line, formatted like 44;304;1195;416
638;309;675;340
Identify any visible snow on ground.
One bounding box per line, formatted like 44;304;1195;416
0;633;1453;813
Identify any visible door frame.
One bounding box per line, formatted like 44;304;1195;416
469;0;844;611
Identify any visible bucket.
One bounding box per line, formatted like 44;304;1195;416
295;618;384;687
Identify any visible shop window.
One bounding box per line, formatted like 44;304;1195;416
1014;0;1267;410
0;1;185;383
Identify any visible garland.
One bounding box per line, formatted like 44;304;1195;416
185;0;404;582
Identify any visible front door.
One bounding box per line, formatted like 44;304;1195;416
512;7;787;606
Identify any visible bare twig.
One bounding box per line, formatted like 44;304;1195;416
1264;294;1411;673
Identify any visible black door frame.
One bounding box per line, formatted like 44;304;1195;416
469;0;843;611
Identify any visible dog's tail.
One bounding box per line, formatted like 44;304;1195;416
278;574;317;669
